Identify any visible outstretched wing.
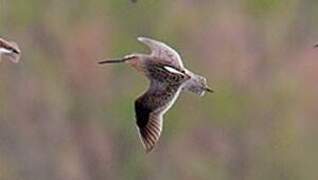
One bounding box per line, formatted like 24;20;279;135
135;81;182;152
137;37;184;69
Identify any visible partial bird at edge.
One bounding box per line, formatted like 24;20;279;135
0;37;21;63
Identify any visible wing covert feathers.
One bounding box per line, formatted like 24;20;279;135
137;37;184;69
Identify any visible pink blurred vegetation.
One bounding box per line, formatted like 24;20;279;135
0;0;318;180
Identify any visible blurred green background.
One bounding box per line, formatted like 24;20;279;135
1;0;318;179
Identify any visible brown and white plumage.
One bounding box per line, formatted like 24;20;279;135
0;37;21;63
134;61;190;152
99;37;213;152
137;37;184;69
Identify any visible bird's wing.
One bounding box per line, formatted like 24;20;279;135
134;82;182;152
137;37;184;69
0;38;21;63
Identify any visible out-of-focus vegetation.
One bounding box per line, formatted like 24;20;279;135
1;0;318;179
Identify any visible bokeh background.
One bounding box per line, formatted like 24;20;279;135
1;0;318;179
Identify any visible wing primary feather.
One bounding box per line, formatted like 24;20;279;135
145;127;157;142
134;76;183;153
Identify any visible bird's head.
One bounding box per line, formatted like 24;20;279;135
98;54;147;73
0;38;21;63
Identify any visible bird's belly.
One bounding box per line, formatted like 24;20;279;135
155;86;182;116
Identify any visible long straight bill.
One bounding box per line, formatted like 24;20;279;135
98;58;127;64
98;55;136;64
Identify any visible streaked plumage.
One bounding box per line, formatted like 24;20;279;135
0;37;21;63
99;37;213;152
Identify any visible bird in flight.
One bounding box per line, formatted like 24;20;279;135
99;37;213;153
0;37;21;63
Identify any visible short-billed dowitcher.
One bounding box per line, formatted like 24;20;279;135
0;37;21;63
99;37;213;152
